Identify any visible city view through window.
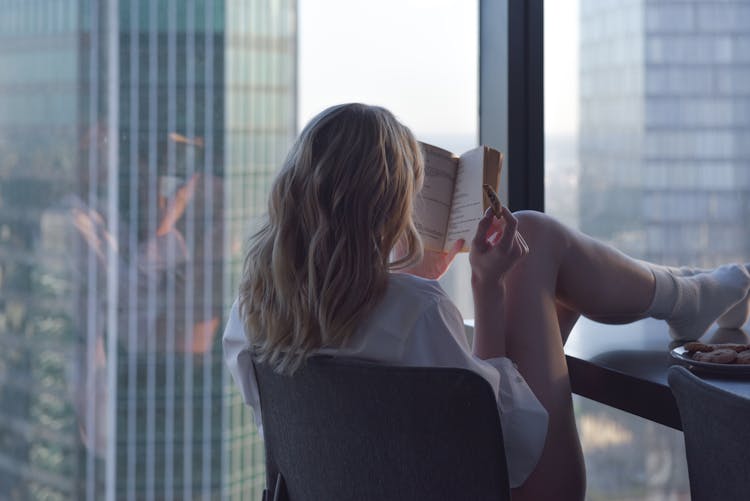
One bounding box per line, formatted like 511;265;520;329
546;1;750;499
1;0;748;499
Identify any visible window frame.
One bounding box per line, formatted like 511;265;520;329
479;0;544;212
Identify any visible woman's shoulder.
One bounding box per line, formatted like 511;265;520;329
386;272;449;304
337;273;458;356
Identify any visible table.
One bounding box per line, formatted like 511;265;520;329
564;317;750;430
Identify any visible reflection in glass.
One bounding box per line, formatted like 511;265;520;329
0;0;296;499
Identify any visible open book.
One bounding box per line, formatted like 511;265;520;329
414;143;503;252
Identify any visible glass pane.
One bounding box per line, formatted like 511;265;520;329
540;0;748;498
547;0;750;266
298;0;479;318
0;0;295;498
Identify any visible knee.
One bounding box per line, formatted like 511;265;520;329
513;210;547;229
513;210;571;252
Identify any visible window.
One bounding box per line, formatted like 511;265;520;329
0;1;295;498
0;1;479;498
299;0;479;317
544;0;750;498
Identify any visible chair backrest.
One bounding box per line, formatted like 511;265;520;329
254;356;510;501
667;366;750;501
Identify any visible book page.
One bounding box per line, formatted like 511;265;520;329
413;144;458;251
446;146;486;250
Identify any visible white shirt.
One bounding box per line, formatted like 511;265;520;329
222;272;548;488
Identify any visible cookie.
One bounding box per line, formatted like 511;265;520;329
684;342;714;353
713;343;750;352
736;351;750;364
693;348;737;364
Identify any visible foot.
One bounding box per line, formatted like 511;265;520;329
717;264;750;328
646;261;750;331
667;264;750;341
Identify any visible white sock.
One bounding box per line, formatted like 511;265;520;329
640;261;750;329
717;264;750;328
646;265;750;341
636;259;709;278
665;265;711;277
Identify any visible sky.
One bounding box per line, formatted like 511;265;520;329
298;0;580;141
544;0;580;136
298;0;478;145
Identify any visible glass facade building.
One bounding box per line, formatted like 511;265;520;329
579;0;750;266
0;0;297;499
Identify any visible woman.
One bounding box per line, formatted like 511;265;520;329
223;103;750;500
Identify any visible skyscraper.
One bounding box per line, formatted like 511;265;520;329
0;0;297;499
579;0;750;267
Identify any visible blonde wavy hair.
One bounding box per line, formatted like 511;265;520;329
238;103;424;373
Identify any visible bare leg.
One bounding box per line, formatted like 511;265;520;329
506;210;750;499
555;301;580;343
505;211;655;501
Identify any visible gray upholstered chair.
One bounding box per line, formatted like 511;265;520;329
667;365;750;501
253;356;510;501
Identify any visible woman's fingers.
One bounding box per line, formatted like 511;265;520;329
515;232;529;255
493;208;528;269
472;208;495;251
473;207;529;266
496;207;517;253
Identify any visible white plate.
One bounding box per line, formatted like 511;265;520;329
670;346;750;375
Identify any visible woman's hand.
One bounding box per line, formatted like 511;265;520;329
469;207;529;288
401;238;465;280
157;173;199;237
